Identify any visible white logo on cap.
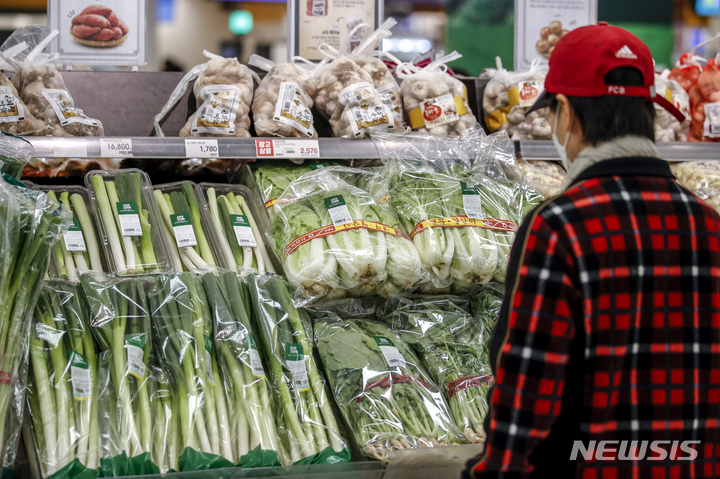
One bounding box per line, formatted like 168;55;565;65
616;45;638;59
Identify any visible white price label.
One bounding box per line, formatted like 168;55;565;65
53;140;88;159
460;182;484;219
100;138;134;158
117;202;143;237
255;139;320;158
373;336;406;368
705;102;720;138
170;213;197;248
231;215;257;247
185;139;219;158
69;351;92;401
285;343;310;392
248;335;266;378
64;219;87;252
125;334;147;380
324;195;352;226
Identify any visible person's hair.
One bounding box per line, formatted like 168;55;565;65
547;67;656;145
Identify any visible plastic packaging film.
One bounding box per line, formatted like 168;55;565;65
197;183;276;276
0;132;34;179
26;280;100;478
265;165;426;300
672;161;720;215
0;172;70;473
86;169;172;276
247;273;350;465
379;294;497;443
313;313;464;462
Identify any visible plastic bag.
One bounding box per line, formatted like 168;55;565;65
379;295;493;443
482;58;550;139
85;169;172;276
0;70;49;136
200;270;282;468
314;315;464;462
397;52;476;137
0;174;70;474
79;274;162;475
247;274;349;465
0;131;33;179
250;55;317;138
655;71;690;142
306;21;401;139
374;133;523;292
147;273;235;471
265;165;426;299
671;161;720;214
179;54;256;138
197;183;276;275
26;280;100;478
3;27;103;137
516;160;565;199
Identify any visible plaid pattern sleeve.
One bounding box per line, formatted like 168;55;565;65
468;159;720;479
472;203;582;478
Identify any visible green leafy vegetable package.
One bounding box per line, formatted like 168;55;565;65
248;273;349;465
313;313;464;461
380;294;497;443
266;166;426;300
26;280;100;479
79;273;170;476
0;172;70;474
200;270;281;468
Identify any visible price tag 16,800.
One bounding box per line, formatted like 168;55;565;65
100;138;133;158
185;139;219;158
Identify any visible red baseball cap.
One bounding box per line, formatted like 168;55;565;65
527;23;685;122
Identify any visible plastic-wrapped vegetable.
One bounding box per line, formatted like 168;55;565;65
180;55;255;138
248;274;349;465
374;133;523;292
516;159;565;199
482;58;550;139
655;71;690;142
380;295;494;444
314;314;464;461
0;171;70;474
5;27;103;137
0;131;33;179
148;273;234;471
671;161;720;214
397;52;476;137
470;284;504;364
250;55;317;138
266;166;425;299
306;21;401;139
79;273;164;475
250;162;340;212
198;183;276;275
42;186;106;282
200;270;281;467
27;281;100;478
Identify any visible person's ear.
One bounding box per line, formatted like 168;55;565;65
555;94;573;135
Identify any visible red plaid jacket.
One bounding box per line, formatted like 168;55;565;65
465;157;720;479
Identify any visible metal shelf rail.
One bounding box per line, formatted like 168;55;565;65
25;137;720;162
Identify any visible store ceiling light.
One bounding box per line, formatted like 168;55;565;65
398;39;414;52
229;10;253;34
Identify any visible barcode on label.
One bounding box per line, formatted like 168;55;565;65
324;195;353;226
373;336;406;368
64;220;87;252
711;125;720;134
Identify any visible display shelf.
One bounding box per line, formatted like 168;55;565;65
25;137;720;161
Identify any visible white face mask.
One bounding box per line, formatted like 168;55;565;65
552;103;572;172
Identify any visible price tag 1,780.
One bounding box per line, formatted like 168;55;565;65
100;138;134;157
185;139;219;158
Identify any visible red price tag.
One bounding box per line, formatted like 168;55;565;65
256;140;275;157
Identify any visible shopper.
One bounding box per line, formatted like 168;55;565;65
464;24;720;478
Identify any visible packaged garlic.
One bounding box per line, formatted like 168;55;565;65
4;27;103;137
482;58;550;140
397;51;477;137
654;71;690;142
306;19;402;139
249;55;317;138
0;71;48;136
517;159;566;198
155;51;256;138
671;161;720;215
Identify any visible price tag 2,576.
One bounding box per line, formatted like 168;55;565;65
185;139;219;158
100;138;134;158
